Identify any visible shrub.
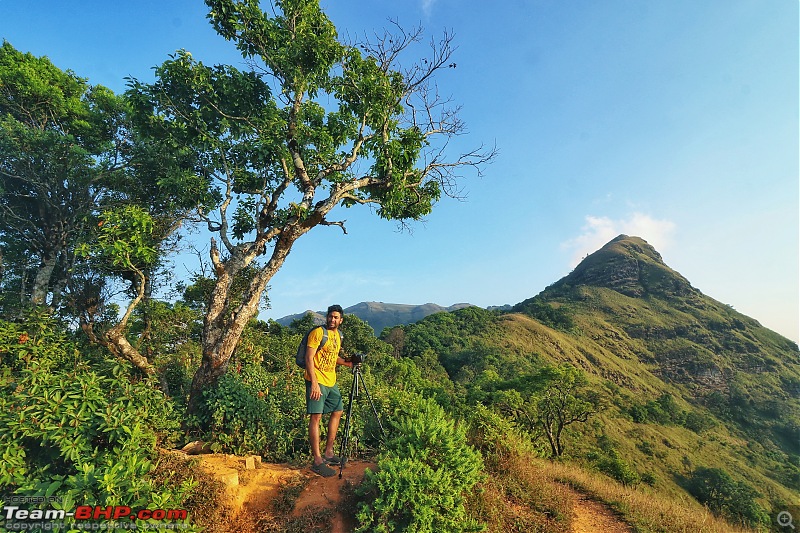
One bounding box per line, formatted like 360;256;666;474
589;437;640;486
686;467;770;528
0;316;189;526
466;405;572;532
683;410;718;433
355;396;484;532
594;453;641;487
196;363;307;460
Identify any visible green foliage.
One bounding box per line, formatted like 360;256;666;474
195;363;307;461
512;297;575;332
178;267;270;316
466;404;536;467
0;41;124;311
356;396;484;532
288;312;318;334
682;409;718;434
686;467;770;528
77;205;158;273
237;318;299;370
400;307;498;360
503;364;602;458
588;436;641;487
125;299;202;403
0;309;75;371
0;316;187;518
592;451;641;487
628;393;687;425
342;314;389;357
466;406;572;532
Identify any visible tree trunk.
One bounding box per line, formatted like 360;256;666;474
186;228;303;415
77;266;167;390
31;250;59;306
80;318;158;376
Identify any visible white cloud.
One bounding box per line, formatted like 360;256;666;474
421;0;436;18
562;213;676;267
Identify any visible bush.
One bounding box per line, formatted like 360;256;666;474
0;316;189;526
196;363;307;460
589;437;640;486
686;467;770;528
594;453;641;487
682;410;718;433
355;396;484;532
628;394;686;426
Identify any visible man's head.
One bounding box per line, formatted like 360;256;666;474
326;305;344;330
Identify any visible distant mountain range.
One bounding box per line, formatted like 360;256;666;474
276;301;508;334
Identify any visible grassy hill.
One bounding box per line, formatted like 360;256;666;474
384;235;799;530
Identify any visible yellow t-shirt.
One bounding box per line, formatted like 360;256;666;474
304;327;341;387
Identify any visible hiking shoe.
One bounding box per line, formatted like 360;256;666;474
311;461;336;478
324;455;342;465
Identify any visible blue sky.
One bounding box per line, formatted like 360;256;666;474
2;0;797;342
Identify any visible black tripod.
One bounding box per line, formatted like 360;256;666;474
337;360;386;478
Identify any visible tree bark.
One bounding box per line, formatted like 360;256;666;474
31;250;59;306
186;225;306;414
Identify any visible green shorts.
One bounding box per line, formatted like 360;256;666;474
305;381;344;415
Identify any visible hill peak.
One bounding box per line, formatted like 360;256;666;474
556;235;695;298
605;234;664;262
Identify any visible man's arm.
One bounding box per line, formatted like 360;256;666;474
306;342;322;400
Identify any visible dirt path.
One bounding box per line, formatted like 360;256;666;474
192;452;632;532
566;486;633;533
194;453;372;531
292;461;373;533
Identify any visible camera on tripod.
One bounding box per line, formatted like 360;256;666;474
350;352;366;365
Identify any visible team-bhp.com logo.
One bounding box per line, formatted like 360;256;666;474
73;506;187;521
3;502;190;530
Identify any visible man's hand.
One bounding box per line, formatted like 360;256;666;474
310;382;322;401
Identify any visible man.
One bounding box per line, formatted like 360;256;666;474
305;304;352;477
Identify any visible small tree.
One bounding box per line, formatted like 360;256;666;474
535;365;601;457
127;0;494;412
507;364;602;457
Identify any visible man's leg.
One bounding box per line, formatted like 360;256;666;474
307;382;336;477
324;409;343;460
309;413;323;465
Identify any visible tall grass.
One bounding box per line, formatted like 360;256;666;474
541;459;757;533
468;450;574;533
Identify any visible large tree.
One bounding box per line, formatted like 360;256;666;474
0;41;126;312
0;41;197;378
126;0;494;412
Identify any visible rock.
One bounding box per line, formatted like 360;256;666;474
180;440;212;455
217;468;239;490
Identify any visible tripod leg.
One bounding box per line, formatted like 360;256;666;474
358;373;387;441
337;369;359;478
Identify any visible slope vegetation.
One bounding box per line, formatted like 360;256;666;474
390;235;798;529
